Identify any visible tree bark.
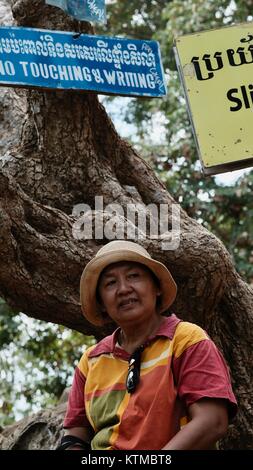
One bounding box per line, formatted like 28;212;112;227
0;390;68;449
0;0;252;449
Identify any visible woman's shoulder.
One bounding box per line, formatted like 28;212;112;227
175;320;208;337
77;343;97;366
86;330;117;359
172;319;209;356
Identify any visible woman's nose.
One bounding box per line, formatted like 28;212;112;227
117;278;132;294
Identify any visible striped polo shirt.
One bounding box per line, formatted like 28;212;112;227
64;314;237;450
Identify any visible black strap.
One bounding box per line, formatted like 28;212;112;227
56;435;91;451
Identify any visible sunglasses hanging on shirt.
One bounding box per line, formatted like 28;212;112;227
126;345;144;394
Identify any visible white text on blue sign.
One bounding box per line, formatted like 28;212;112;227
0;27;167;98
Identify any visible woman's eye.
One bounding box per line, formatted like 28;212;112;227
128;272;139;278
105;279;116;287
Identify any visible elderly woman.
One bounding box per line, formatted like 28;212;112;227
59;241;237;451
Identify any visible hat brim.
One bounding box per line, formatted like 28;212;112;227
80;250;177;326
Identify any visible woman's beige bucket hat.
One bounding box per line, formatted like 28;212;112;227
80;240;177;326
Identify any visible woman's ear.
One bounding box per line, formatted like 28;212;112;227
96;300;112;323
96;291;105;311
102;314;114;324
155;289;162;311
100;308;115;324
96;291;113;324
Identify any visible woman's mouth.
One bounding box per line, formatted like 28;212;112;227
118;298;138;309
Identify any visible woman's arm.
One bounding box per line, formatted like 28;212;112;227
162;398;228;450
62;426;93;450
64;426;91;440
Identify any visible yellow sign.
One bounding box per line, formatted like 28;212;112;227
174;22;253;175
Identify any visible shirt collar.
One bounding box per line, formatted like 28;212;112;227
88;314;181;359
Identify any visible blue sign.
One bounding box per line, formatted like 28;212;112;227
0;27;167;98
46;0;107;24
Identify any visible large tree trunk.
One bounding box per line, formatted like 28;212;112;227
0;0;252;449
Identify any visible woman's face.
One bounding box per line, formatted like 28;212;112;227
97;261;161;326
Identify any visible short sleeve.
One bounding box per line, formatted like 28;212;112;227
172;322;237;420
63;365;92;429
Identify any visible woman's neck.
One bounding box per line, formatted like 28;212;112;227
119;315;164;354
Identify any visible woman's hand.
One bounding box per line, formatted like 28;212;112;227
62;426;92;450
